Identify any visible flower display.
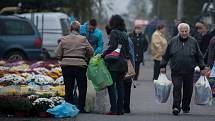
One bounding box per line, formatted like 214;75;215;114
0;74;26;85
48;86;65;97
0;60;67;116
0;79;14;86
50;96;64;105
53;76;64;85
27;75;54;85
30;61;59;69
30;61;44;68
4;61;26;67
20;73;33;79
27;95;39;102
0;66;10;71
35;90;54;98
46;67;62;80
51;67;62;73
0;85;19;95
0;60;6;66
33;67;49;75
10;64;30;72
32;98;55;112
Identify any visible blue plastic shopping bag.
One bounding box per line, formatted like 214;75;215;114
47;102;79;118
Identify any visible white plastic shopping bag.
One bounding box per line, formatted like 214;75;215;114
195;76;213;105
85;80;96;112
154;74;172;103
94;89;110;113
85;80;110;113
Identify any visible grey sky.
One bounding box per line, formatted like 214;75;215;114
111;0;130;15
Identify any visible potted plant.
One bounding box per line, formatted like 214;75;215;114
10;96;32;117
0;95;13;115
50;96;64;106
27;95;39;102
0;96;32;117
32;98;55;117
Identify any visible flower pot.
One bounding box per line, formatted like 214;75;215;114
38;112;49;118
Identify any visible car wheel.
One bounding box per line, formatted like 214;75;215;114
5;51;27;62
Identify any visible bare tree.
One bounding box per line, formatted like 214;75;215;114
64;0;93;23
92;0;114;25
128;0;153;20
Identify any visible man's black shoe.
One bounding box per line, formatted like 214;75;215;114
172;108;179;116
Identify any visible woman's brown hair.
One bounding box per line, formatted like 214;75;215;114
156;23;165;30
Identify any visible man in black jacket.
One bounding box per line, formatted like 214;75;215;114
160;23;207;116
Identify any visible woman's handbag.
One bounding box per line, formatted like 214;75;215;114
124;59;136;79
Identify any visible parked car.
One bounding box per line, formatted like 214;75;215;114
17;12;70;58
0;15;45;62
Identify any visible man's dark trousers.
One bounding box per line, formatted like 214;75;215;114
61;66;87;112
171;72;194;112
153;60;160;80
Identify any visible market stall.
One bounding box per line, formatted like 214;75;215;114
0;60;65;117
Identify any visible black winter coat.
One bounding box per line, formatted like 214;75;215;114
161;36;205;73
102;29;130;72
129;32;148;62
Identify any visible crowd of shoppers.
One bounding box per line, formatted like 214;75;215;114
56;15;213;116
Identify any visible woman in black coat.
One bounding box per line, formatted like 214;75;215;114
102;15;130;115
129;26;148;80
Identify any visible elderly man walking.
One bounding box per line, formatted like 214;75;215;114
160;23;206;115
